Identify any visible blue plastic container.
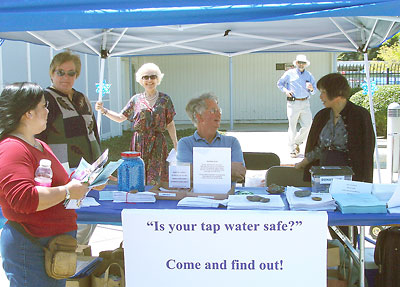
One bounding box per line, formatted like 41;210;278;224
118;151;145;192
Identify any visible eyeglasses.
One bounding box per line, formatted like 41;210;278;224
246;195;270;203
142;75;158;80
55;69;77;77
297;61;307;65
208;108;222;115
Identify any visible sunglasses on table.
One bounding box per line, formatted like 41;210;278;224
141;75;158;80
55;69;77;77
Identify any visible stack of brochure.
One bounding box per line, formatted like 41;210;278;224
177;197;228;208
329;179;387;214
332;193;387;214
286;186;336;211
227;194;286;210
113;191;156;203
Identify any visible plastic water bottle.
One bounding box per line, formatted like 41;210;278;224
34;159;53;187
118;151;145;192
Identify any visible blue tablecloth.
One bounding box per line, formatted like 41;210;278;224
2;186;400;227
75;186;400;227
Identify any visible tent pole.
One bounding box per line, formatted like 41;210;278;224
129;57;133;98
26;43;31;82
229;56;233;130
363;52;381;183
97;57;105;134
96;32;108;134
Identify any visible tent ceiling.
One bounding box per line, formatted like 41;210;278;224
1;16;400;58
1;0;400;32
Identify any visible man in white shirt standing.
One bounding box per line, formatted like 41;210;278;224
277;54;316;158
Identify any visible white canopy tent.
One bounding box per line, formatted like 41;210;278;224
2;9;400;185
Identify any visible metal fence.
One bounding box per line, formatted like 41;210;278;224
337;62;400;88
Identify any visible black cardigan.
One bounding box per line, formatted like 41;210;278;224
303;100;375;183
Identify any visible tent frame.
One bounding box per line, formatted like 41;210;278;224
1;4;400;286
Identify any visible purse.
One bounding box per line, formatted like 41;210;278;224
8;221;78;279
43;234;78;279
92;262;125;287
92;242;125;287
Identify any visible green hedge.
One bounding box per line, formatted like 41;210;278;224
350;85;400;136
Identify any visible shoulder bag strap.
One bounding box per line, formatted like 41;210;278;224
8;221;44;249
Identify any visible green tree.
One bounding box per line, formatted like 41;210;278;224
375;42;400;62
337;48;378;61
374;32;400;62
338;32;399;61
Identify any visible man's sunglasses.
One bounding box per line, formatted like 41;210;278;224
208;108;222;115
55;69;77;77
142;75;158;80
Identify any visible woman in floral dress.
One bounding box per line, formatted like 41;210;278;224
96;63;178;185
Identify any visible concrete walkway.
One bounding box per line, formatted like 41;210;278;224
0;127;393;285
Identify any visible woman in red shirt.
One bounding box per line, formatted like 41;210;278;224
0;82;89;286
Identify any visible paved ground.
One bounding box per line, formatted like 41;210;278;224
0;125;392;284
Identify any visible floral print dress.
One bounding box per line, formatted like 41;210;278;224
121;92;176;185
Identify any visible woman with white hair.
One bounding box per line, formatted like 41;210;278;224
96;63;177;185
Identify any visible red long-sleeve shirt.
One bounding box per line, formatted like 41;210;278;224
0;136;77;237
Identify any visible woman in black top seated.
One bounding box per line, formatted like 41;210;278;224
295;72;375;183
295;73;375;245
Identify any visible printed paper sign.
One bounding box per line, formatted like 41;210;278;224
329;179;372;195
193;147;231;194
169;164;191;188
122;209;328;287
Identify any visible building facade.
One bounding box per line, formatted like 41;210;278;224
0;40;335;138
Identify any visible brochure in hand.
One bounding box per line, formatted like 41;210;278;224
64;149;123;209
72;149;109;185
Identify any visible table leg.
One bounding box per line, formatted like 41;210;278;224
359;226;365;287
331;226;365;286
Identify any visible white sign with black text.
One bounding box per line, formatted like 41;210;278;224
169;164;191;188
192;147;231;194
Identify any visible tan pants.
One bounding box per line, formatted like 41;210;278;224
287;99;312;150
76;224;97;245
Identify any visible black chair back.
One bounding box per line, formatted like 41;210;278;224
265;166;311;187
240;152;280;186
243;152;280;170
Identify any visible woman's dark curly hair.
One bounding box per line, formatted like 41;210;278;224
317;73;351;100
0;82;44;138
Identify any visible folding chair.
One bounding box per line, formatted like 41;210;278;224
240;152;280;186
265;166;311;187
243;152;280;171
